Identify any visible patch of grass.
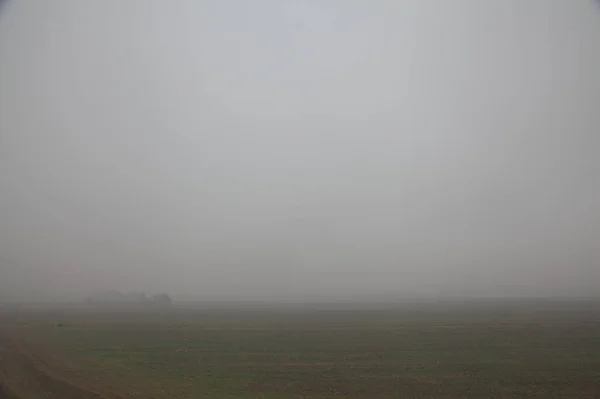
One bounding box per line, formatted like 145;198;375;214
32;301;600;398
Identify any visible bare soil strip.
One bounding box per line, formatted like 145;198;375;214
0;325;123;399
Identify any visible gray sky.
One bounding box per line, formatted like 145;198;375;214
1;1;599;301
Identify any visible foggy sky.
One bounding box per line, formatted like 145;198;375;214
1;1;599;301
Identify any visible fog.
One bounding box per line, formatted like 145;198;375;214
1;1;599;302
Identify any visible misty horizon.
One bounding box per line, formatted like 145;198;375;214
1;1;599;302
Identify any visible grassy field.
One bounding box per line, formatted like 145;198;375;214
7;300;600;398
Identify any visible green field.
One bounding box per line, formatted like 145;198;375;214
15;300;600;398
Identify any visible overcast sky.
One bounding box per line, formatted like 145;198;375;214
1;1;599;301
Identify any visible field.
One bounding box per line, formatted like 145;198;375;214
1;300;600;398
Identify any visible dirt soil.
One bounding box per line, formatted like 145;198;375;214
0;318;124;399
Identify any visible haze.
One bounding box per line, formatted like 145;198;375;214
1;1;599;302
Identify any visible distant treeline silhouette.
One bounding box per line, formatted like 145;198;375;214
86;290;172;306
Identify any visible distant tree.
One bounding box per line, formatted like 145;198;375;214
125;292;148;303
151;293;172;306
85;290;171;307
